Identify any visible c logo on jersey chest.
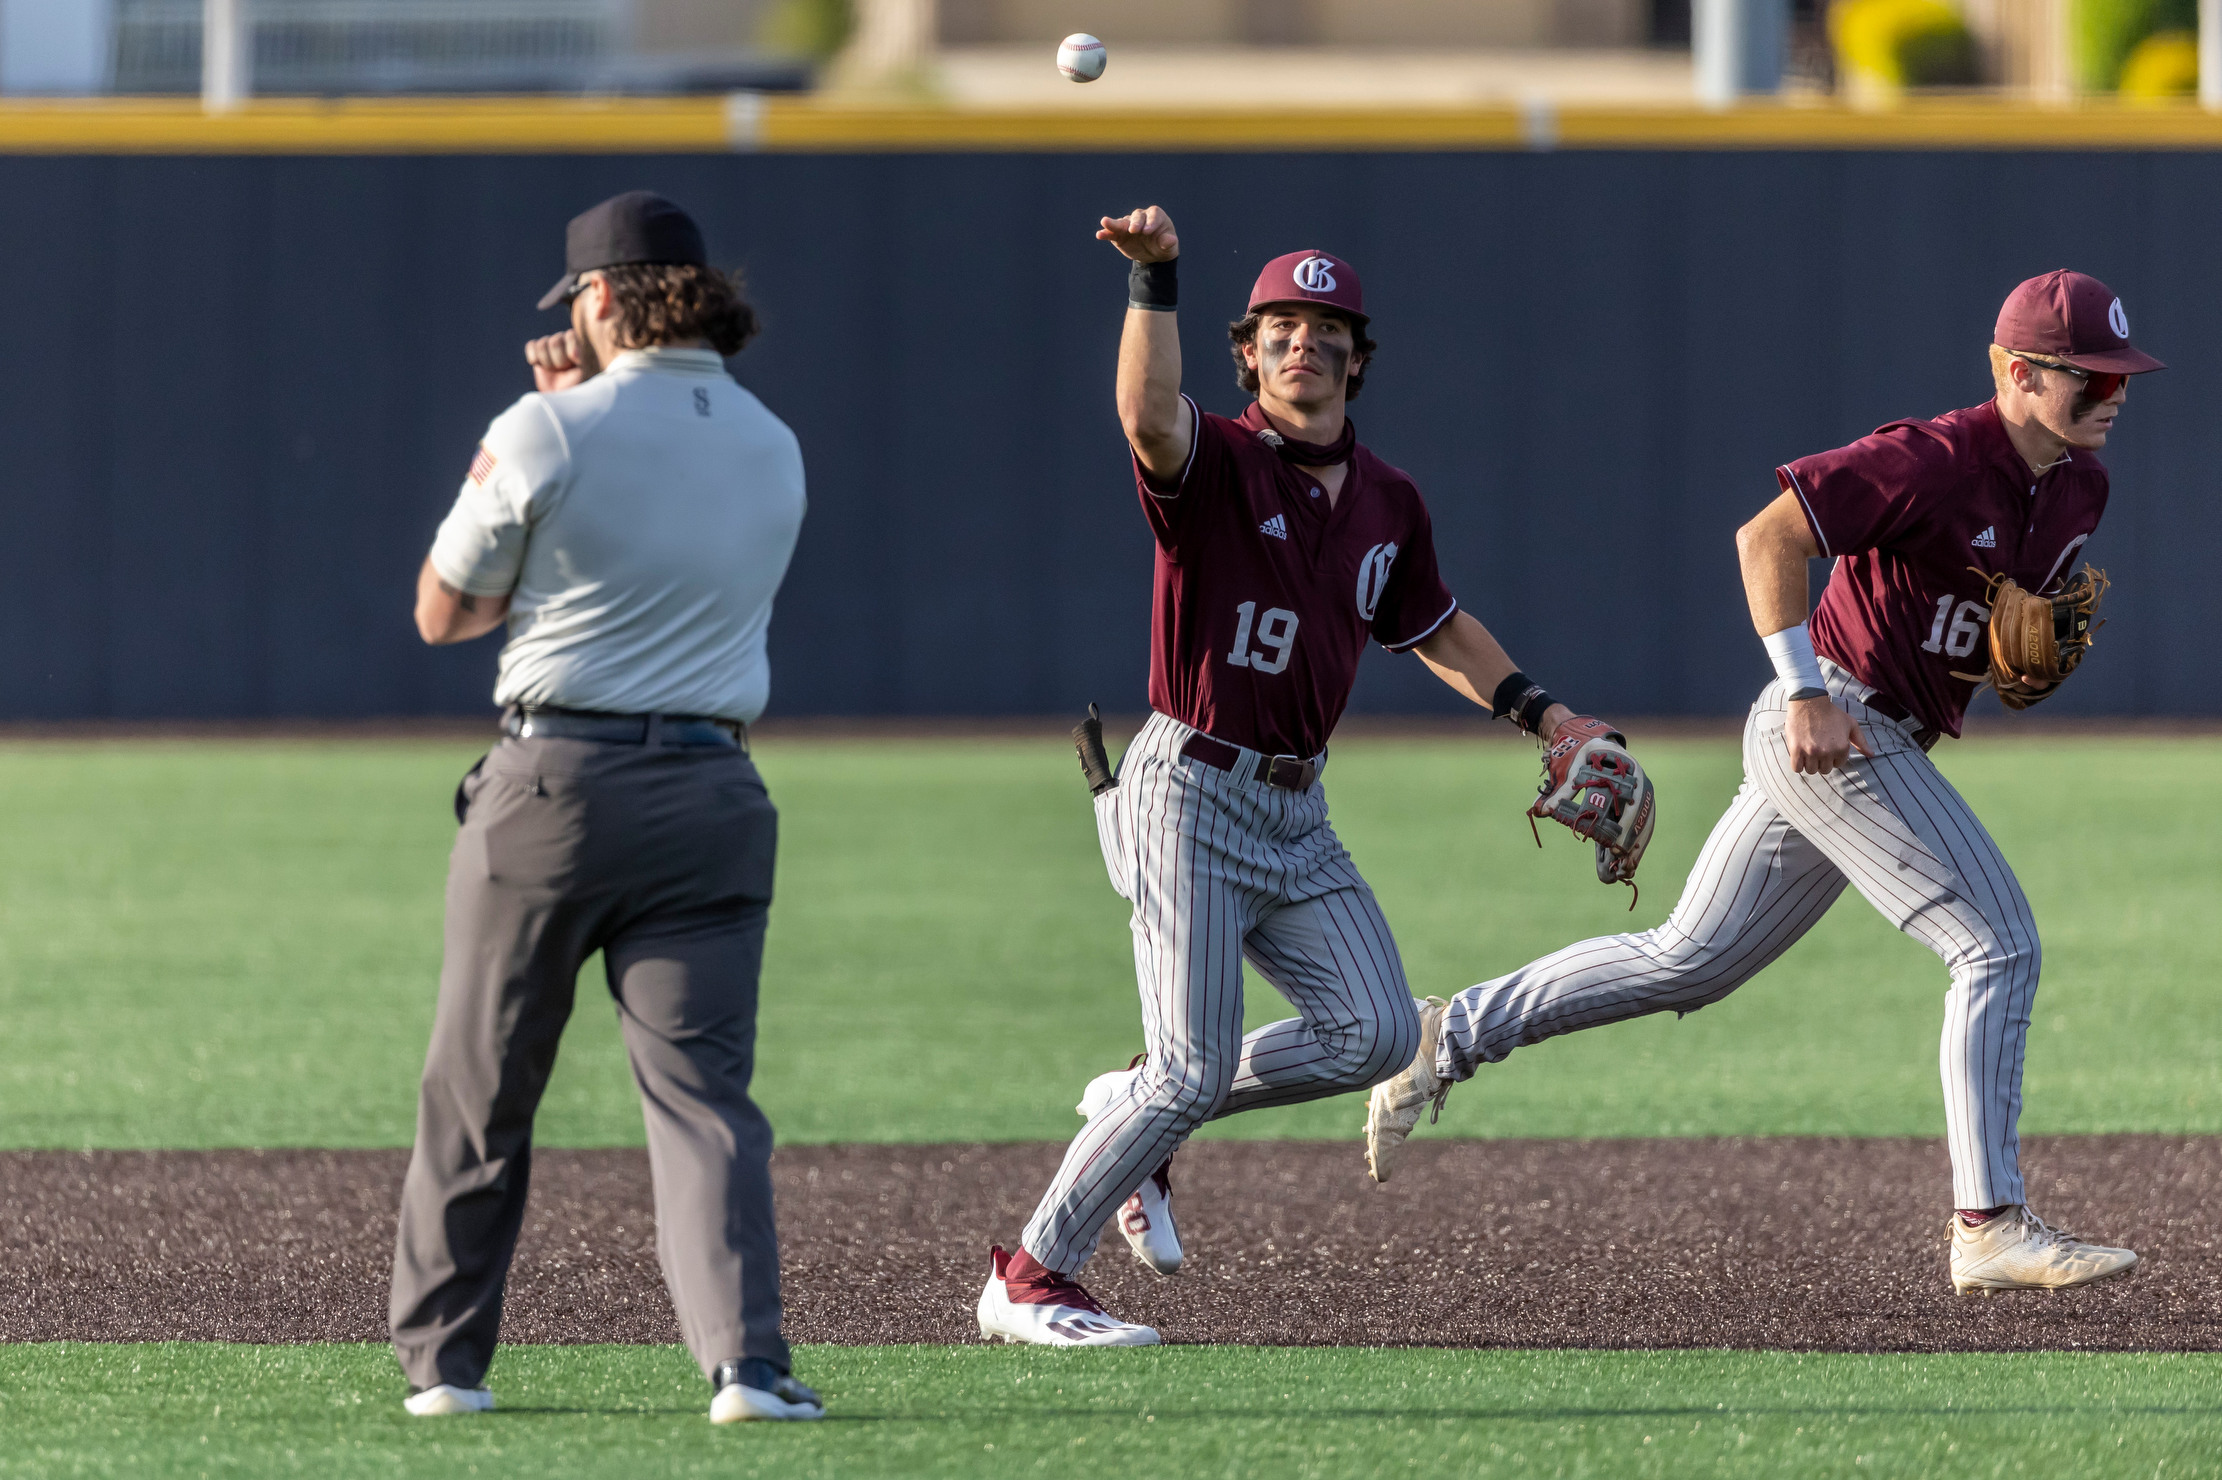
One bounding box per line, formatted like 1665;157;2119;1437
1356;542;1398;622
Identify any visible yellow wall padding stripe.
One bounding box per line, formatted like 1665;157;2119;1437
0;95;2219;153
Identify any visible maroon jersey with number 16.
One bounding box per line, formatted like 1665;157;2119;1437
1135;398;1459;759
1777;399;2108;740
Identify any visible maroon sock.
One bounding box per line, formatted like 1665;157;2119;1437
1958;1205;2012;1228
1003;1247;1062;1293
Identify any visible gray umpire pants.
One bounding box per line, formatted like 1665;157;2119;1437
1021;712;1423;1276
390;733;789;1390
1436;662;2039;1211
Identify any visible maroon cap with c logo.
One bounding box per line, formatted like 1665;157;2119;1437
1994;269;2164;374
1249;250;1367;324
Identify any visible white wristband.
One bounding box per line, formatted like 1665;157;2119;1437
1762;623;1827;695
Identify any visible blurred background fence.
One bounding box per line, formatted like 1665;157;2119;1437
0;0;2214;721
0;0;2216;103
0;143;2212;723
111;1;622;95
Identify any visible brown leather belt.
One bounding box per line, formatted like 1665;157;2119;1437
1858;689;1939;753
1179;732;1319;791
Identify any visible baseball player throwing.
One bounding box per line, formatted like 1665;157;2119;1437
977;206;1647;1345
1365;270;2160;1296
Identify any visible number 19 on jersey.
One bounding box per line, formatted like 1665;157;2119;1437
1227;601;1299;675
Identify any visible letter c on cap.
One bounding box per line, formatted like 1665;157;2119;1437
1294;256;1338;293
2108;298;2129;338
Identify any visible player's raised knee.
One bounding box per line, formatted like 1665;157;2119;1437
1333;997;1424;1091
1139;1064;1235;1126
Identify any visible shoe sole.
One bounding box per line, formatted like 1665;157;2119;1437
710;1390;824;1423
1953;1259;2139;1296
1367;998;1449;1184
403;1389;493;1416
978;1321;1160;1347
1364;1090;1415;1183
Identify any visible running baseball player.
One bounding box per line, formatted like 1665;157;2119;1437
977;205;1649;1345
1365;270;2160;1296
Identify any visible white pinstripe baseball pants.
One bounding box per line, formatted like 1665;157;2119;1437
1021;712;1423;1275
1437;663;2038;1210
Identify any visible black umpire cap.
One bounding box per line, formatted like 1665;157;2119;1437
537;191;708;310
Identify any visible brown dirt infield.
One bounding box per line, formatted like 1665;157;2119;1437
4;1136;2215;1351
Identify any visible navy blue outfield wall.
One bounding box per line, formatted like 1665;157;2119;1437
0;148;2215;722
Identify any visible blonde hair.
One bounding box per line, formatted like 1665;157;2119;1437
1990;342;2074;399
1988;343;2018;398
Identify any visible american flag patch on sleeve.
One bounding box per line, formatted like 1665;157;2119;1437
468;446;497;485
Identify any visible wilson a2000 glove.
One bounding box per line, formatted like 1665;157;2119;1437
1958;564;2109;710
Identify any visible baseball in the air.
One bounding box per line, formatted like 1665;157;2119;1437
1057;33;1107;83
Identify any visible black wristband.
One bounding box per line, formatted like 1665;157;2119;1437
1786;686;1829;702
1128;257;1178;311
1490;671;1558;738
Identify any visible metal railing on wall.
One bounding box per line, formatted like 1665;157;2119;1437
115;0;621;95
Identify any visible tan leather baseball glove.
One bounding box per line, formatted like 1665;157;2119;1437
1957;564;2109;710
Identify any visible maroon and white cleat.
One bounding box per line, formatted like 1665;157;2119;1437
1113;1162;1182;1276
976;1246;1160;1347
1077;1064;1185;1275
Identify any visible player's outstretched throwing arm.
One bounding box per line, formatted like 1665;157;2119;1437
1101;204;1192;481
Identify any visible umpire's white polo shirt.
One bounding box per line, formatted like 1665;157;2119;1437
430;347;806;724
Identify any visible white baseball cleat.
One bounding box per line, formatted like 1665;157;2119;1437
977;1246;1160;1347
1075;1064;1137;1121
403;1384;494;1416
709;1359;824;1423
1364;996;1452;1183
1078;1063;1183;1275
1950;1206;2138;1295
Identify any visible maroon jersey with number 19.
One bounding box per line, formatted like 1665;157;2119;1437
1135;398;1459;759
1778;399;2108;740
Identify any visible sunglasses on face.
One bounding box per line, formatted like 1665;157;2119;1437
2009;351;2127;406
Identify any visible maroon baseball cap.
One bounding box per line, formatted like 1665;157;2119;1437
1249;250;1367;324
1994;270;2164;374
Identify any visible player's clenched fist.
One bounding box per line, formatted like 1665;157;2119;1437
525;329;591;393
1097;205;1178;263
1783;695;1873;775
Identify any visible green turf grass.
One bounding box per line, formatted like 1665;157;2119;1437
2;1342;2217;1479
0;734;2213;1149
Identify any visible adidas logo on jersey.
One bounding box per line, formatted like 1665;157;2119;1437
1259;513;1289;540
1971;526;1997;548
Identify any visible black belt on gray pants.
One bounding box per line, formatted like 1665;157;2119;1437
1858;689;1938;753
505;705;747;750
1179;731;1319;791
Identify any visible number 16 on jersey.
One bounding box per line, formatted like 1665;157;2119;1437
1921;594;1987;659
1228;601;1299;675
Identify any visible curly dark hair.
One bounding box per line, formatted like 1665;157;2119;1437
596;262;760;357
1228;308;1376;401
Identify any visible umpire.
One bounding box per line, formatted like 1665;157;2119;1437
390;191;818;1424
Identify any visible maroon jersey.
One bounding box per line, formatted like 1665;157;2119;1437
1134;398;1459;757
1778;399;2108;739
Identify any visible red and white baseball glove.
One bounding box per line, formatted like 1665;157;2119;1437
1528;716;1655;907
